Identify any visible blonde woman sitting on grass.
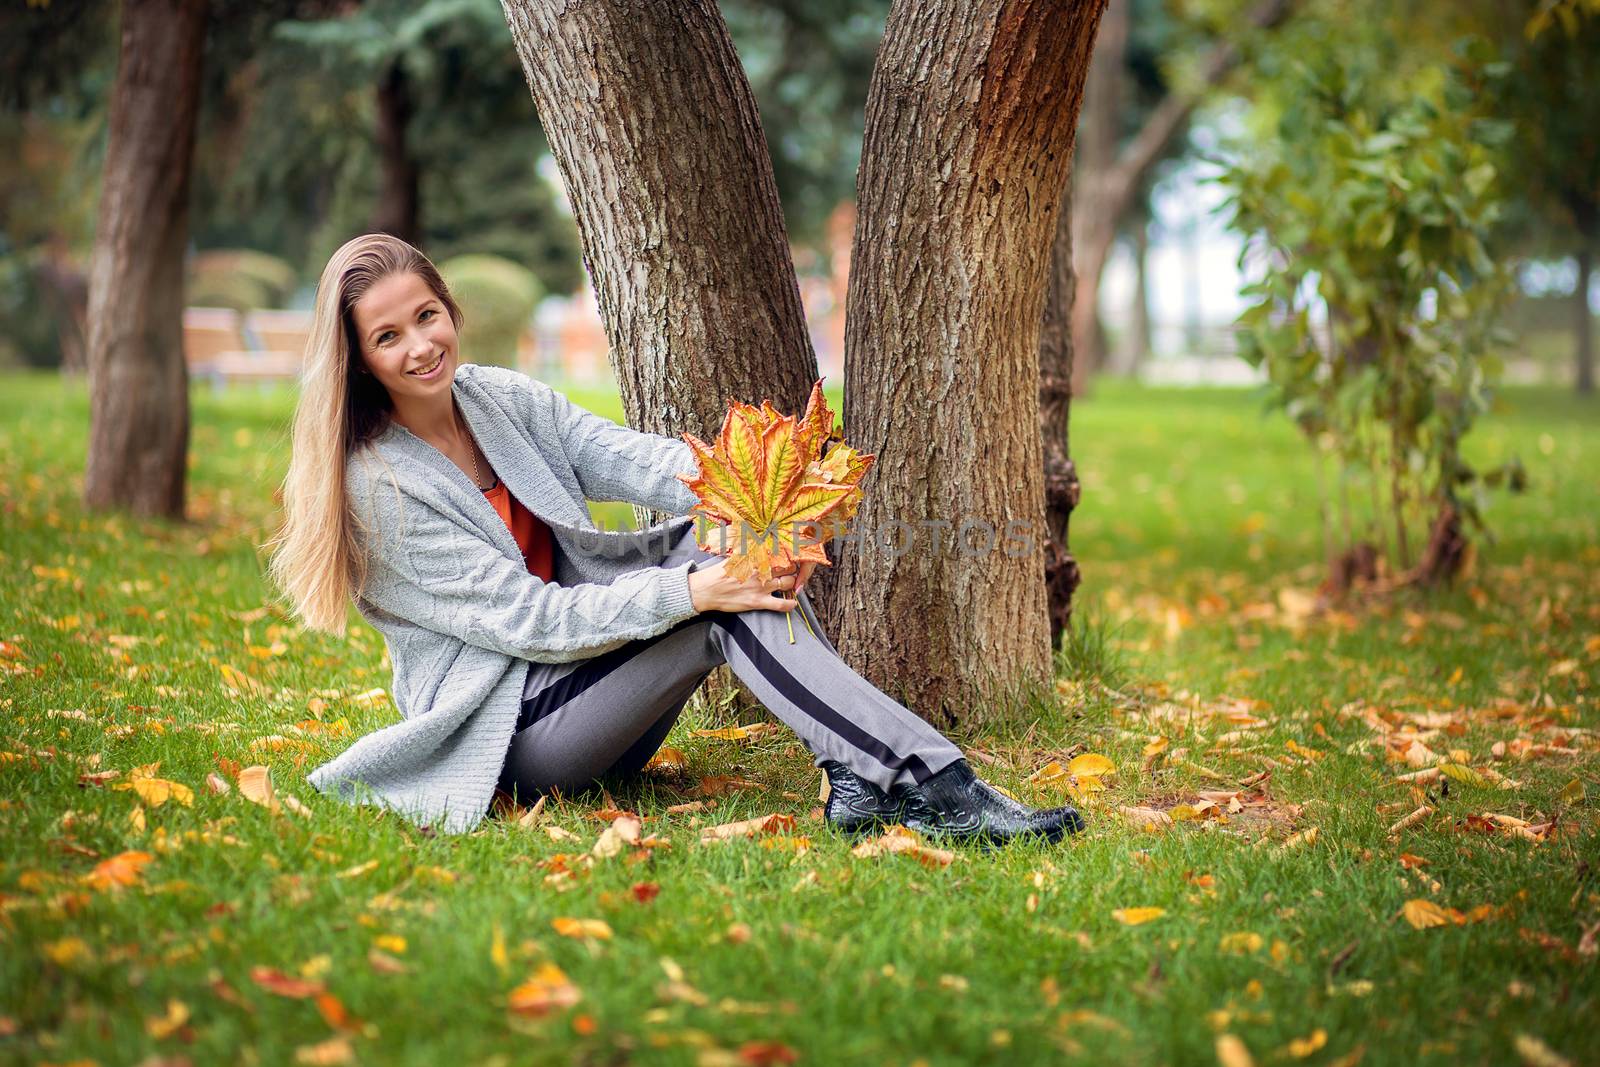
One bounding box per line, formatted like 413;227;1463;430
268;232;1084;845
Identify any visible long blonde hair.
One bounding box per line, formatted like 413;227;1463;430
265;234;463;634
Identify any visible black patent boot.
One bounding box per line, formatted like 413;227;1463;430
891;759;1085;846
819;759;903;835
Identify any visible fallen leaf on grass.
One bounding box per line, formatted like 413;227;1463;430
1558;779;1584;806
144;998;189;1039
698;813;796;843
295;1036;354;1065
315;991;362;1032
507;963;582;1017
238;766;278;812
632;882;661;903
1387;805;1433;836
552;917;613;942
1401;899;1455;930
1112;907;1166;926
644;747;689;773
1281;827;1319;849
1513;1034;1573;1067
204;772;231;796
250;966;326;998
690;723;783;742
1283;1029;1327;1058
113;764;193;808
592;814;642;859
84;850;154;891
1120;806;1174;830
1219;932;1263;955
1215;1034;1255;1067
849;826;954;868
738;1041;800;1065
368;948;408;975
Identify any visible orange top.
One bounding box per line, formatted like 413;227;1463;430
482;477;555;582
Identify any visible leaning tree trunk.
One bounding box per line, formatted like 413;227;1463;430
833;0;1107;728
1040;182;1083;650
84;0;208;519
1070;0;1292;395
502;0;819;714
371;60;420;245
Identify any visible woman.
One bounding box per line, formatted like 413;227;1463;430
268;233;1084;844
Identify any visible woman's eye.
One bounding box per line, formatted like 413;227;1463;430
419;309;436;322
376;331;395;346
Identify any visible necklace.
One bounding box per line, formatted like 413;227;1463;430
456;405;488;490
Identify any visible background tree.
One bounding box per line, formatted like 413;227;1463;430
82;0;210;518
1219;26;1520;589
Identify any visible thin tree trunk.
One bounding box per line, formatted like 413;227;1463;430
371;60;420;245
835;0;1107;728
1577;240;1594;395
1069;0;1128;385
1070;0;1292;395
1040;182;1082;650
1127;220;1151;374
84;0;208;519
502;0;819;716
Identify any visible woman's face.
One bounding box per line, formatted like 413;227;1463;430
350;271;459;403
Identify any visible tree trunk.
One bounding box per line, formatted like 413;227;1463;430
371;60;420;245
1040;180;1082;651
502;0;819;716
1126;220;1151;374
1069;0;1128;386
83;0;208;519
1577;240;1594;395
834;0;1106;728
1070;0;1292;395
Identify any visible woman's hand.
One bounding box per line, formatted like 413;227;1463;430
688;558;799;614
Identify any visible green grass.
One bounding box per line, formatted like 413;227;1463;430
1;371;1596;1067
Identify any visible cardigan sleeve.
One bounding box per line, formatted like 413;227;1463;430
353;488;700;664
542;387;700;515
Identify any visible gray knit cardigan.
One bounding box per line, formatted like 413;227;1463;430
305;362;704;832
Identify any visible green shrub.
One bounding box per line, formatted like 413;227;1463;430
187;249;299;311
437;254;542;369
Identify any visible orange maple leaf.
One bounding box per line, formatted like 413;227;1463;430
677;379;873;584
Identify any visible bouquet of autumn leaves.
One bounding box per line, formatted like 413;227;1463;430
676;380;874;642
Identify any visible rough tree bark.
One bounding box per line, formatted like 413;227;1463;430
370;61;420;245
501;0;820;714
833;0;1107;727
1040;184;1083;650
83;0;209;519
1070;0;1292;395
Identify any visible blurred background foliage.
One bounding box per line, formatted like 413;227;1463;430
0;0;1595;393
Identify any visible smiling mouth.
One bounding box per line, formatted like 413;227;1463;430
408;353;444;377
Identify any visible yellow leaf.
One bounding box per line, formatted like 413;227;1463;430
1219;932;1263;955
43;937;93;966
1027;761;1068;783
850;826;955;868
1439;763;1490;788
644;746;688;773
491;923;509;975
1067;753;1116;778
145;998;190;1039
1215;1034;1255;1067
114;771;193;808
1285;1029;1327;1058
1513;1034;1574;1067
373;934;407;954
1402;899;1454;930
1282;827;1319;849
551;917;613;941
1558;778;1585;806
294;1036;354;1065
1112;907;1166;926
689;723;781;742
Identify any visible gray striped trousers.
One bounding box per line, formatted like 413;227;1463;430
497;523;965;800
